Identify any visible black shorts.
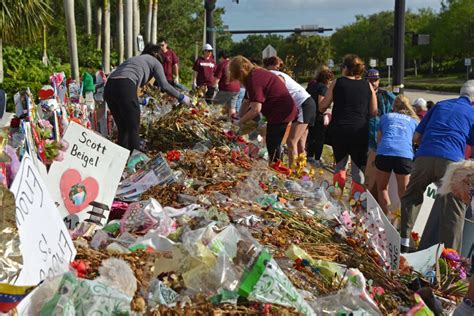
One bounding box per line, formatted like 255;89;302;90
375;155;413;175
301;97;317;126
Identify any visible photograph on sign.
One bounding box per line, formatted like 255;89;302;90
47;122;129;229
10;153;76;285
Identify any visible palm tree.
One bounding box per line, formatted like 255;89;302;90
0;0;52;83
64;0;79;80
124;0;133;58
150;0;158;44
133;0;140;55
85;0;92;35
145;0;152;44
117;0;124;63
102;0;110;73
96;4;102;50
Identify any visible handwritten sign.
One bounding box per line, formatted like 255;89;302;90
47;122;129;229
10;153;76;286
366;191;401;271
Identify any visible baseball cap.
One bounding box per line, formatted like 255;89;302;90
203;43;213;51
413;98;428;110
367;69;380;80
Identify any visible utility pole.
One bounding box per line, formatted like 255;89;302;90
204;0;216;56
393;0;406;94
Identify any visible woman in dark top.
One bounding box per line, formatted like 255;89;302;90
319;54;377;198
229;56;298;162
104;44;190;151
306;68;334;165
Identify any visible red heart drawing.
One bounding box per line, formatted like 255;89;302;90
60;169;99;214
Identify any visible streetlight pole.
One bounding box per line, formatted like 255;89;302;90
204;0;216;56
393;0;406;94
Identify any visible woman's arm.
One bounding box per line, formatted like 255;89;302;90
240;102;262;124
319;80;335;112
153;62;181;98
368;83;378;117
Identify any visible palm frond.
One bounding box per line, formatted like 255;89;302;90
0;0;53;41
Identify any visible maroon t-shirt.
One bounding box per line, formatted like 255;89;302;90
161;49;179;81
193;56;216;86
245;68;297;124
215;59;240;92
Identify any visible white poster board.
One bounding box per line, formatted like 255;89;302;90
47;122;129;229
366;191;401;270
10;153;76;285
402;244;443;275
262;45;277;60
388;173;437;237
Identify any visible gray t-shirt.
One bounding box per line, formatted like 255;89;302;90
109;54;180;98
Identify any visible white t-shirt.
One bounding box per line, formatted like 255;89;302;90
270;70;310;107
270;70;310;122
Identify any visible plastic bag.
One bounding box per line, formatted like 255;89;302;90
120;198;176;236
39;272;132;316
148;280;179;308
233;177;265;202
116;154;175;201
312;269;382;315
126;149;150;174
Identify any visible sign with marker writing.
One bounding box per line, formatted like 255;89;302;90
10;153;76;285
47;122;129;229
366;191;401;271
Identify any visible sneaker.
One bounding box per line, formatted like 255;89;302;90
307;157;317;165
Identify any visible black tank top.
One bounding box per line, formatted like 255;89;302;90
331;77;371;134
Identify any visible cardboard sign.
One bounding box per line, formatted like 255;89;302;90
47;122;129;229
366;191;401;270
10;153;76;285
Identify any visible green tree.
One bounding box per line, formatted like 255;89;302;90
280;34;332;77
230;34;286;62
0;0;52;83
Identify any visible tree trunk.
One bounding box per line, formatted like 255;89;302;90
96;5;103;50
64;0;80;80
102;0;111;74
0;39;3;84
430;55;434;75
146;0;152;44
414;59;418;77
85;0;92;35
133;0;140;55
151;0;158;44
117;0;124;64
124;0;133;58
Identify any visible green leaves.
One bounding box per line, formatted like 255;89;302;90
1;0;53;41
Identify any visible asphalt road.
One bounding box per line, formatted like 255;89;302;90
402;89;458;104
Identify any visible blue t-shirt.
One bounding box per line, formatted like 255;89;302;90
415;96;474;162
377;113;419;159
368;90;396;151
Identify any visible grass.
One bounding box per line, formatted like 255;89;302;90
379;73;467;92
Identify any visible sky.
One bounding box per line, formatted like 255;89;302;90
219;0;442;41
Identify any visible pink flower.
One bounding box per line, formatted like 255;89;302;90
40;119;53;129
59;139;69;150
54;151;64;161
